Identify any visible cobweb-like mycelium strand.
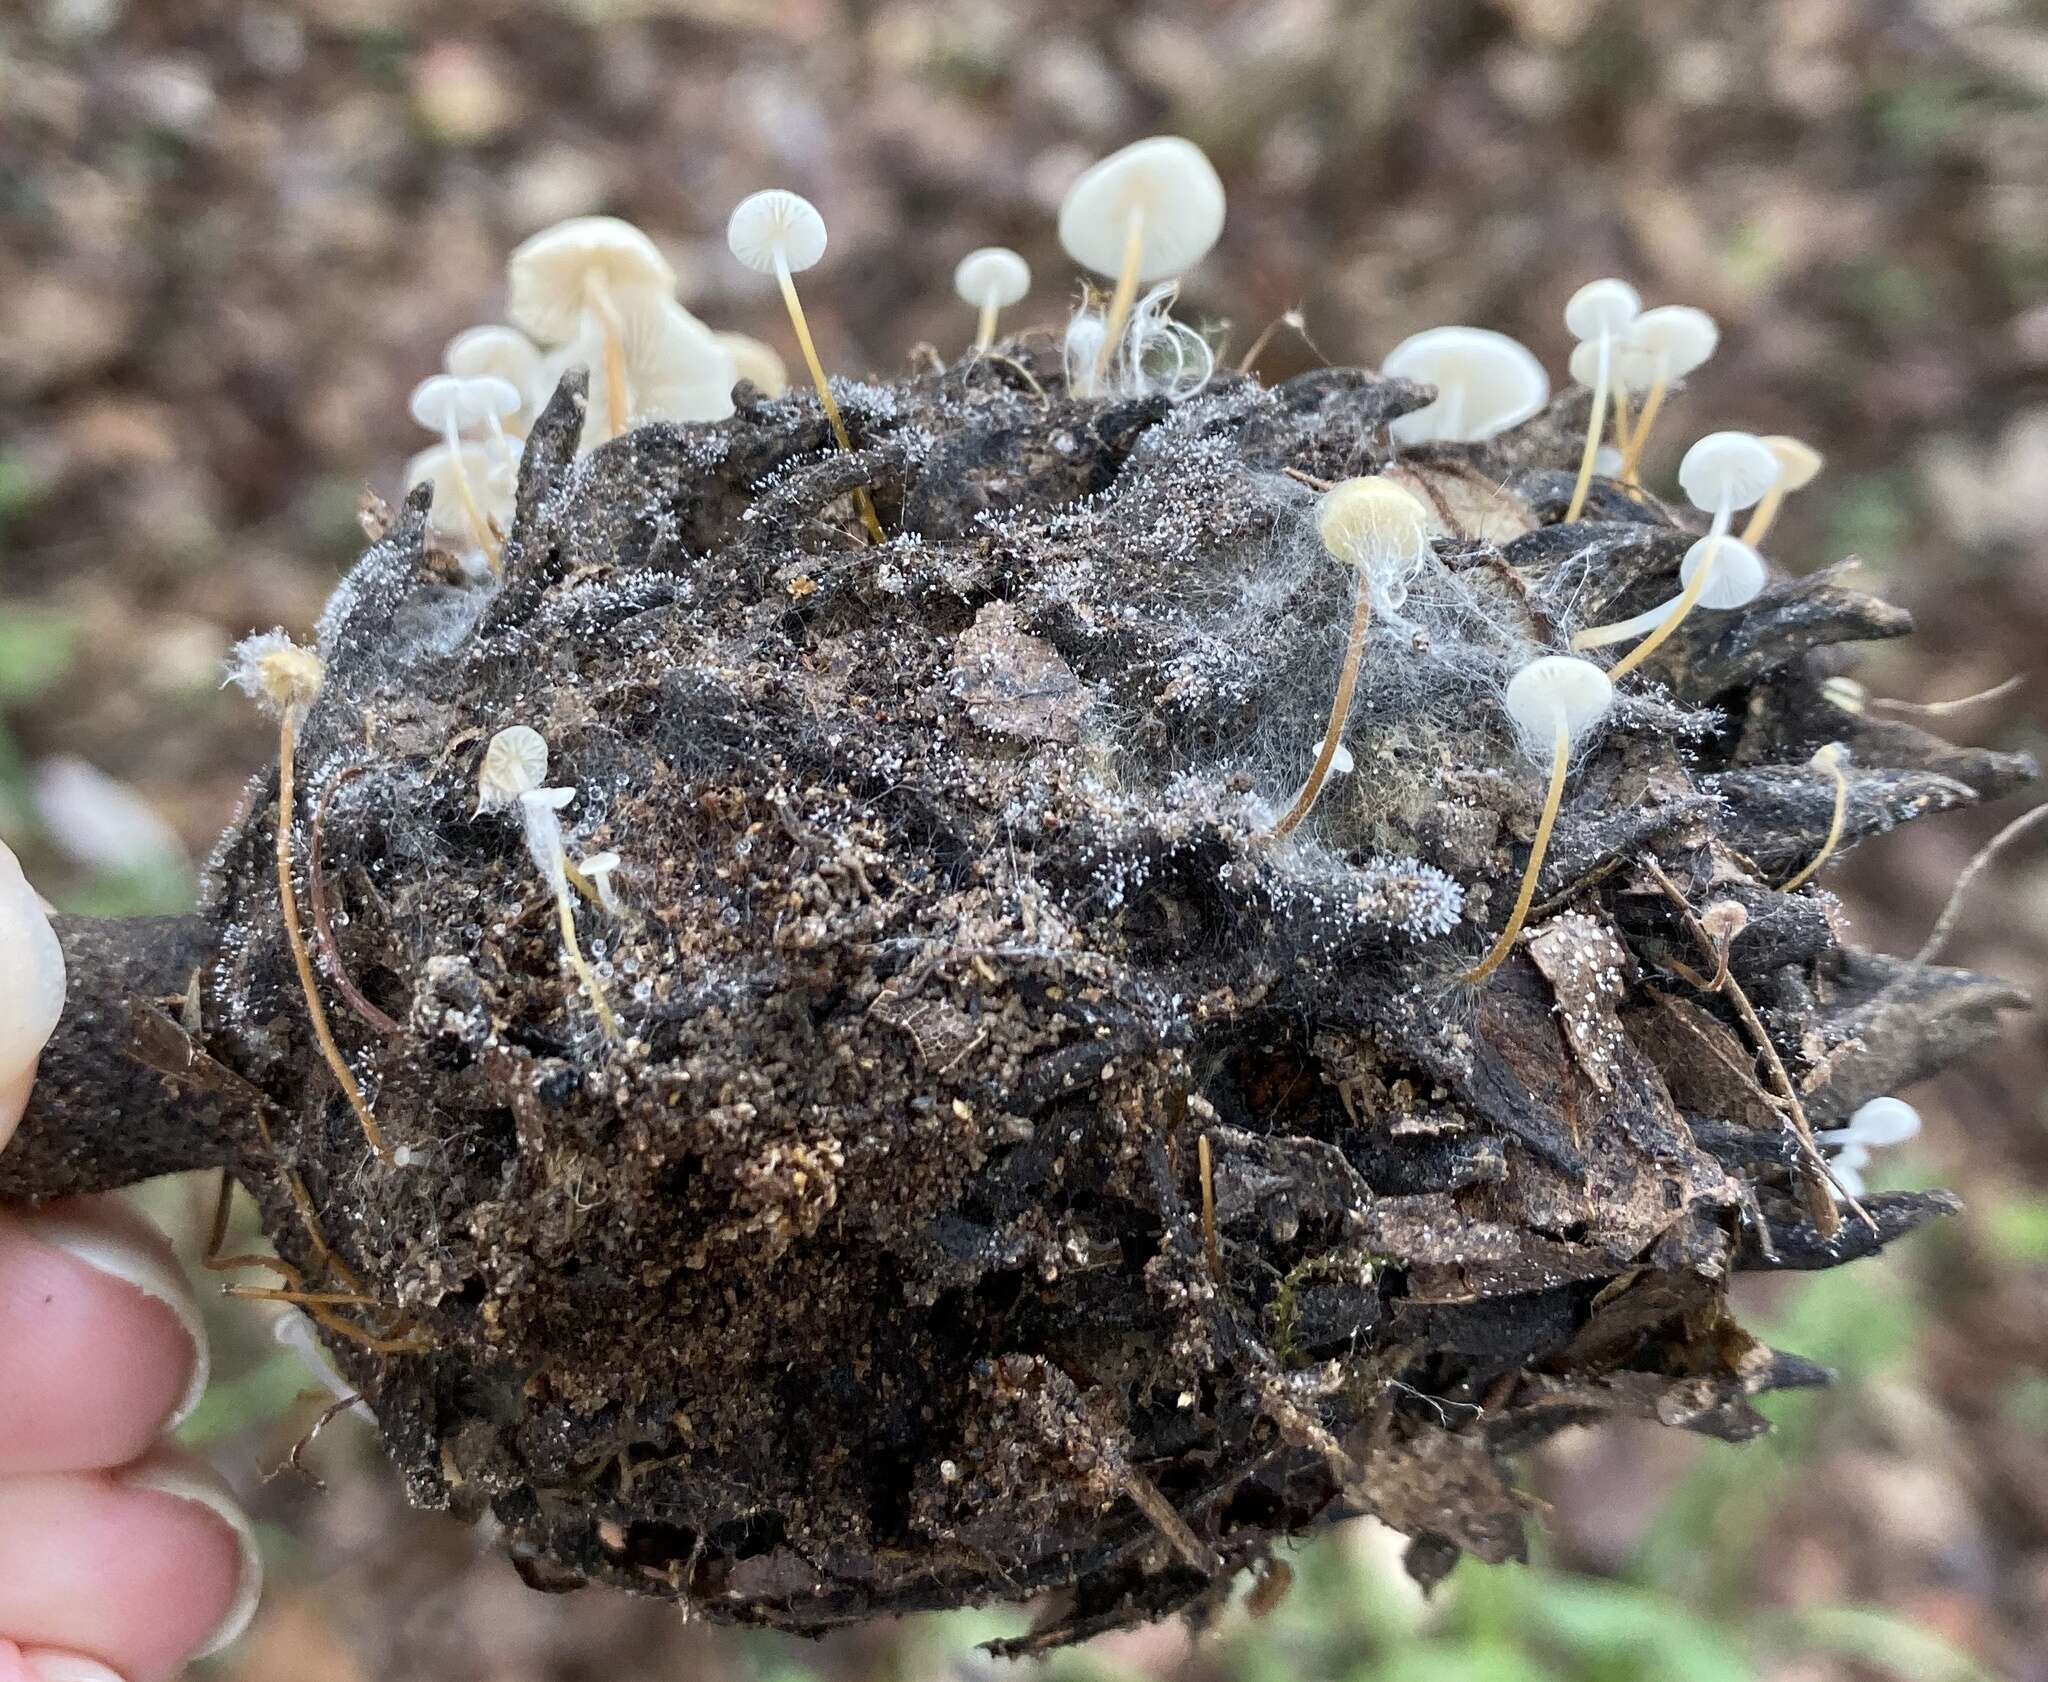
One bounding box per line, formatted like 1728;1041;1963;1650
1058;136;1224;387
1271;477;1431;839
1742;435;1825;545
1615;304;1719;482
1382;326;1549;445
727;188;885;544
1575;431;1779;677
954;247;1031;351
507;215;677;444
1462;654;1615;984
1562;278;1640;521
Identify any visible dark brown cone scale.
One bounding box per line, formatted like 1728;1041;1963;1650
2;356;2031;1646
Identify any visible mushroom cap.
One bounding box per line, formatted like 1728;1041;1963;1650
1383;327;1550;444
1504;654;1615;752
580;850;622;878
1057;137;1226;284
573;298;739;444
727;190;828;276
507;216;676;345
1761;434;1825;492
1625;305;1718;380
0;843;65;1093
717;331;788;397
463;374;524;423
1316;476;1431;579
1678;534;1768;610
1678;431;1780;514
954;246;1032;310
478;726;549;812
1564;278;1641;342
445;326;545;407
1842;1095;1922;1148
408;373;472;435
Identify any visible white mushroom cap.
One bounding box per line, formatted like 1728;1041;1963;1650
727;189;828;276
0;839;65;1102
1678;431;1781;514
463;374;524;424
445;325;546;407
507;216;676;345
1504;654;1615;754
1835;1095;1922;1148
1384;327;1550;445
409;373;472;435
954;246;1032;310
717;331;788;397
1316;476;1431;584
573;298;739;444
1057;137;1226;284
477;725;548;813
1678;534;1768;609
1625;304;1718;381
1564;278;1641;342
1760;434;1825;492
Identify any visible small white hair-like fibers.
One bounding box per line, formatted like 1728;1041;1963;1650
1355;856;1466;940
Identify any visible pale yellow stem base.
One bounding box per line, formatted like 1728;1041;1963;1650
1271;572;1373;839
1462;719;1571;984
776;256;887;545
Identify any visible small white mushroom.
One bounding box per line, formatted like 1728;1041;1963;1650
477;723;548;813
570;298;738;449
726;189;883;543
507;216;677;443
1464;655;1616;984
954;246;1032;351
1614;304;1719;480
1058;137;1225;387
577;849;625;916
1272;477;1432;839
444;324;548;420
1823;1096;1922;1150
1573;432;1779;677
408;374;518;569
1741;435;1825;545
1382;327;1550;446
1561;278;1641;522
404;442;514;570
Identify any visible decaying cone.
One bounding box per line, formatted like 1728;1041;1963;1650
0;353;2031;1647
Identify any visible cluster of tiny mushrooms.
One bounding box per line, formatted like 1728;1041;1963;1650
227;134;1932;1267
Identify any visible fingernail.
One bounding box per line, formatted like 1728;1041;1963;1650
0;839;66;1095
119;1459;263;1660
33;1216;210;1430
23;1652;128;1682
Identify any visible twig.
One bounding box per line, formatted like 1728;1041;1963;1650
1913;801;2048;966
267;1392;364;1491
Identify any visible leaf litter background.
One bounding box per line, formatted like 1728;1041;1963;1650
1;1;2045;1679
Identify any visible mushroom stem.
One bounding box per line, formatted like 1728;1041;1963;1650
1616;359;1669;485
1563;332;1611;523
436;418;503;572
1462;716;1570;984
553;877;618;1040
586;272;631;443
1612;384;1633;452
1271;571;1372;839
1780;746;1849;893
974;292;1001;352
276;705;395;1165
772;250;887;545
1603;526;1723;681
1094;202;1148;381
1741;485;1788;546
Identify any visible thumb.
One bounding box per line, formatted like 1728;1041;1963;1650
0;840;66;1144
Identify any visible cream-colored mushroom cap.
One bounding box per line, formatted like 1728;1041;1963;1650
1383;327;1549;444
1504;655;1615;754
1564;278;1641;343
478;725;549;813
1760;435;1824;492
1057;137;1226;284
446;325;547;413
1316;477;1431;574
1678;431;1780;513
727;190;828;275
954;247;1031;310
717;331;788;397
507;216;676;345
1626;304;1719;380
573;298;739;443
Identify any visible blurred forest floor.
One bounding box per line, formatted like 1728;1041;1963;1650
2;1;2046;1679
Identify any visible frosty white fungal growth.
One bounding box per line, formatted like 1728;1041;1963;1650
717;330;789;397
726;189;884;544
1562;278;1641;522
224;630;325;718
1742;435;1825;546
954;246;1031;350
477;725;548;813
1614;304;1719;480
1354;855;1465;940
1382;327;1549;445
1059;137;1225;391
1464;655;1615;984
1123;283;1214;400
1574;432;1779;678
1272;477;1430;839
